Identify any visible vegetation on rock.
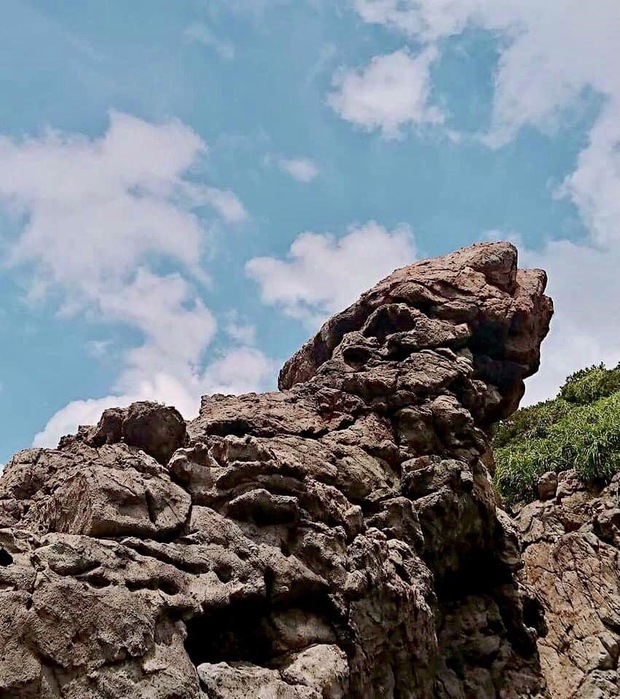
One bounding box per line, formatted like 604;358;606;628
493;363;620;504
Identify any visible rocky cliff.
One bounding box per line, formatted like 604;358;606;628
516;470;620;698
0;242;555;698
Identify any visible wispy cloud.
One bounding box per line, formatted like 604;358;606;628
184;22;235;60
0;112;270;447
225;310;258;345
278;157;320;183
246;221;416;327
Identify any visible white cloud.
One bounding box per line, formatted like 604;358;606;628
520;240;620;405
0;112;269;448
200;186;248;223
278;157;320;183
200;347;275;395
184;22;235;60
351;1;620;139
352;0;620;402
33;347;275;448
225;311;257;346
0;111;248;295
246;221;416;326
556;104;620;249
0;111;213;340
328;47;443;138
350;1;620;235
97;269;217;379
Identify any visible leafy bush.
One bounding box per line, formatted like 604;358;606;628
492;398;571;447
492;363;620;505
559;362;620;404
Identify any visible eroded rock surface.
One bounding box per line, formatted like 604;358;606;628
0;242;553;698
515;470;620;698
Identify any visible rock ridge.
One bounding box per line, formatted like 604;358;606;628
0;242;554;698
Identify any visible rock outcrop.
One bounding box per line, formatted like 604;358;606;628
0;242;554;698
515;470;620;698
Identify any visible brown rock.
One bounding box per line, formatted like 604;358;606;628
85;401;188;465
537;471;558;501
87;406;125;446
516;470;620;698
123;401;187;464
0;242;553;698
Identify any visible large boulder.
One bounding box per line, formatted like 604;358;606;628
85;401;187;465
0;242;554;698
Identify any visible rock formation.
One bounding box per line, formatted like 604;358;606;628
515;470;620;698
0;242;554;698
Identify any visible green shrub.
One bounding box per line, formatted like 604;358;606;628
559;362;620;404
492;398;571;447
492;364;620;505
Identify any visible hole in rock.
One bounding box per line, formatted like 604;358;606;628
206;419;253;438
0;548;13;566
185;598;273;666
434;552;512;602
469;322;506;360
341;345;372;367
185;593;337;668
362;305;418;342
213;561;233;583
522;595;547;637
81;572;111;589
126;577;181;596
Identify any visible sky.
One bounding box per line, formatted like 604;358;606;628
0;0;618;462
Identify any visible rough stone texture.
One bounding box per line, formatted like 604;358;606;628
0;242;553;698
515;470;620;698
84;402;187;465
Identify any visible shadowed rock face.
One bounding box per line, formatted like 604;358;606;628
0;242;553;698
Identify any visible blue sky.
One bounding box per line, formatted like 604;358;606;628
0;0;618;462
